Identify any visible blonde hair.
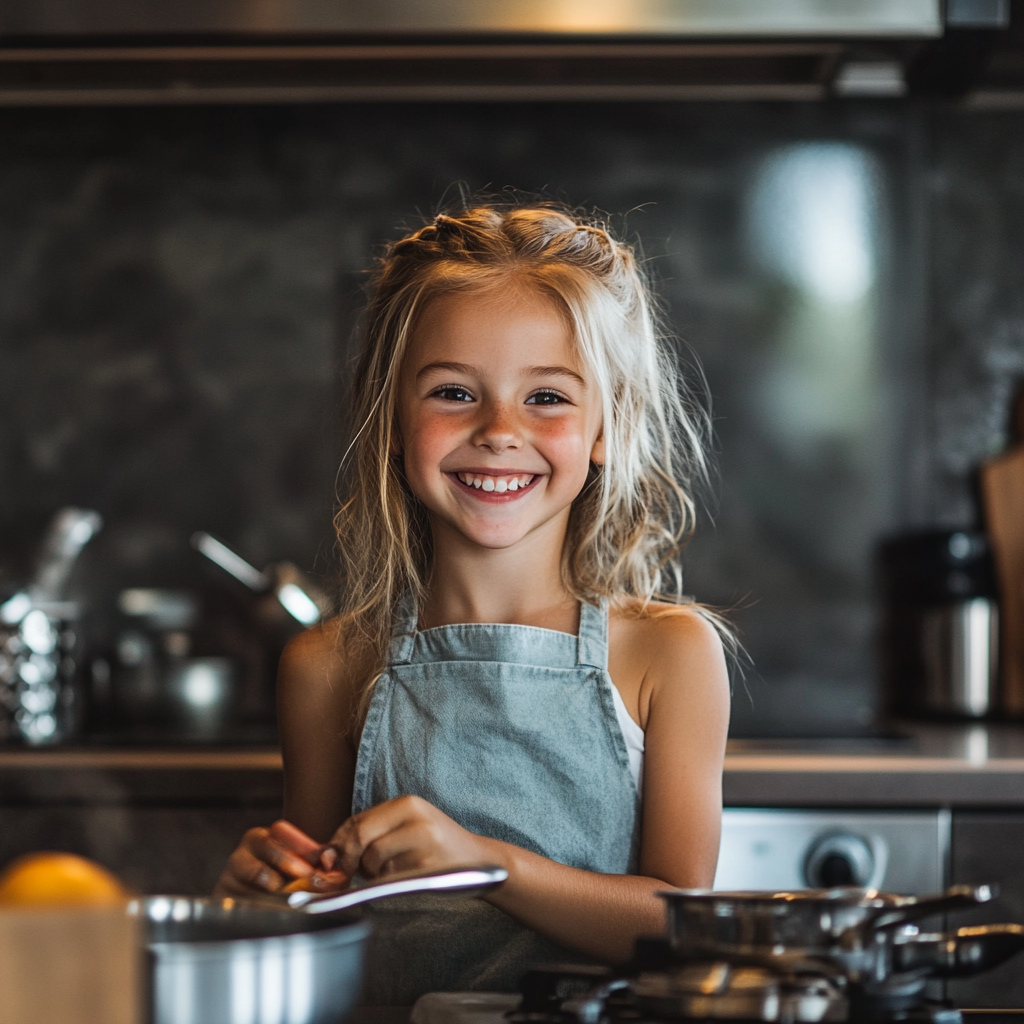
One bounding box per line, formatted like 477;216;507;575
335;202;718;698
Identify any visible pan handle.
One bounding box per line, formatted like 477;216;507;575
288;865;509;914
869;884;996;931
893;924;1024;977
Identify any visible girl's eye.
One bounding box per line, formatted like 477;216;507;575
525;390;568;406
432;385;474;403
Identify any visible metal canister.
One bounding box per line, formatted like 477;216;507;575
879;530;1000;720
0;508;102;744
920;596;999;717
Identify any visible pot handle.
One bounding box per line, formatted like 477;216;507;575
893;924;1024;977
288;865;509;914
869;884;996;931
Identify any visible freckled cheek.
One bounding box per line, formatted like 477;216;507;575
401;417;463;489
531;420;594;485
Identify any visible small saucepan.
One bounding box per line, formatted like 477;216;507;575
133;865;507;1024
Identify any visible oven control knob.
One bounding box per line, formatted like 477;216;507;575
803;833;874;888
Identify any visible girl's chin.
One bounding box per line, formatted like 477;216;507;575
448;523;535;550
428;510;542;551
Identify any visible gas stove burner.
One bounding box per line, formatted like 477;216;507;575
512;962;969;1024
631;962;847;1023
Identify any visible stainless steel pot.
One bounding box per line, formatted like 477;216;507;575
660;884;994;960
134;866;507;1024
658;885;1024;1009
659;884;1019;1011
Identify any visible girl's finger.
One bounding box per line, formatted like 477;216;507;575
230;847;286;892
269;820;327;864
281;869;350;894
377;850;429;876
358;821;432;877
329;802;418;875
251;832;317;880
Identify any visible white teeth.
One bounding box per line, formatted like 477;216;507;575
457;472;535;492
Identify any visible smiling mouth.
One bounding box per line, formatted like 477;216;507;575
452;472;537;494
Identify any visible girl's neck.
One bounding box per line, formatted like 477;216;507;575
418;512;579;633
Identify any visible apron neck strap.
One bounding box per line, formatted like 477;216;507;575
577;600;608;670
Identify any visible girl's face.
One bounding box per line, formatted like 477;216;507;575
396;283;605;553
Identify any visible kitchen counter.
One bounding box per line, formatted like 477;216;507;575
0;747;284;805
723;724;1024;807
2;724;1024;807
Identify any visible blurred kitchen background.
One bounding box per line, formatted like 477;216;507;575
2;0;1024;745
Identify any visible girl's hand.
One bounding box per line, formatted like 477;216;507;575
328;796;496;879
214;819;349;896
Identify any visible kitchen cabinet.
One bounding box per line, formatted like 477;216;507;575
0;749;283;894
948;812;1024;1008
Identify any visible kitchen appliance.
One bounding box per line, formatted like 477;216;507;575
0;507;102;744
135;865;507;1024
716;810;946;892
478;884;1024;1024
879;531;1000;720
106;587;243;740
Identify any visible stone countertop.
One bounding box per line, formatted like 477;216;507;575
723;723;1024;807
2;724;1024;807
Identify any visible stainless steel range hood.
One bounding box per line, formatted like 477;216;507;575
0;0;1009;106
0;0;944;39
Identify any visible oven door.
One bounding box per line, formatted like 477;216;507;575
715;809;948;893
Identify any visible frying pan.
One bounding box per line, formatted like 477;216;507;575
660;884;995;959
659;885;1024;1007
134;866;507;1024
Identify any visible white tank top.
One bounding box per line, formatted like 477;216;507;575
610;684;645;796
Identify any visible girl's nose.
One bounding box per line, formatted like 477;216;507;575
473;402;521;454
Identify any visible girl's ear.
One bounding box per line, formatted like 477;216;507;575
590;431;605;466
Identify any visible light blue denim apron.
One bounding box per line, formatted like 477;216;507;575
351;595;640;1005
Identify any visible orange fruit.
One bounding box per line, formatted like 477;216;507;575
281;876;317;894
0;852;128;908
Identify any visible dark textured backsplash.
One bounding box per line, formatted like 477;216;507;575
925;112;1024;524
0;101;1022;737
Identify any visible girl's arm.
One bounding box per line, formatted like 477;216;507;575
328;609;730;962
277;622;361;841
214;623;358;895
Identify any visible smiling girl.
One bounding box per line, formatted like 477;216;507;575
216;204;730;1003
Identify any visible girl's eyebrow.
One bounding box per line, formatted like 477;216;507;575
526;365;587;388
415;362;586;388
416;361;474;381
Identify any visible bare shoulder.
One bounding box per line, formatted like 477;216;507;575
278;614;374;745
279;617;347;688
618;596;722;643
612;597;727;676
608;598;730;726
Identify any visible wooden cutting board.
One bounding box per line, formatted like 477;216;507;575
981;385;1024;716
0;906;140;1024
